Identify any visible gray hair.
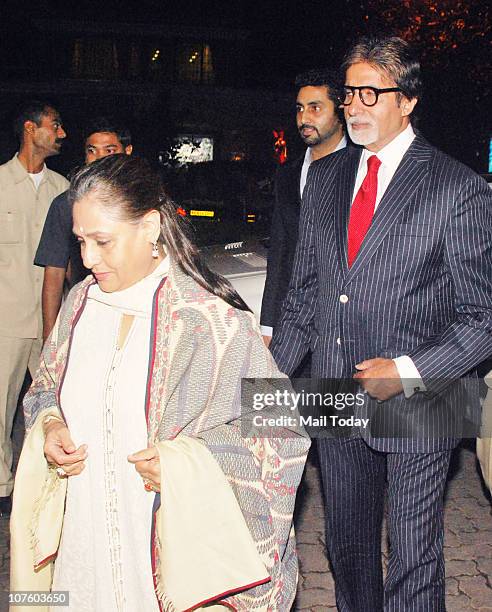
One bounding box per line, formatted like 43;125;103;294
342;35;422;102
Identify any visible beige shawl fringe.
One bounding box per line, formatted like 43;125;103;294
10;408;67;612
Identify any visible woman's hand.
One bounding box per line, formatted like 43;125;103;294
44;420;88;477
128;447;160;492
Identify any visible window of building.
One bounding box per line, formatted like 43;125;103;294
176;43;214;84
72;38;119;79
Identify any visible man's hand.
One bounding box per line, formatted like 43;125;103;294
44;420;88;476
128;446;161;492
353;357;403;401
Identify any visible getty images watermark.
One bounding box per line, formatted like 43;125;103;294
240;377;484;439
251;387;369;429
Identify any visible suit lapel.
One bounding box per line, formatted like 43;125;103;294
345;135;433;282
334;146;361;275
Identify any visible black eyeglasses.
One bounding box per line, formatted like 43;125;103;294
342;86;403;107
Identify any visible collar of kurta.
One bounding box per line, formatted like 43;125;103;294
10;153;57;188
88;256;170;317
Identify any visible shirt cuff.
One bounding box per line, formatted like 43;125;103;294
393;356;427;398
261;326;273;337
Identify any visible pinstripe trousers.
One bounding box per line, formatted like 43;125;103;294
317;438;451;612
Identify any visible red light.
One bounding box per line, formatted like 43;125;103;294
176;207;187;217
273;129;288;165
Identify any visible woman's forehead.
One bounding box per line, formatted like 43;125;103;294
73;192;123;230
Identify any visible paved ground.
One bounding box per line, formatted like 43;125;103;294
293;443;492;611
1;409;491;611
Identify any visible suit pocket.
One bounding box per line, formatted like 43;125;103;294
0;211;24;244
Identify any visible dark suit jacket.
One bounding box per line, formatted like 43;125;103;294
271;134;492;452
260;155;304;329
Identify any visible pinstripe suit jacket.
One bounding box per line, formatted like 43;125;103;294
271;134;492;452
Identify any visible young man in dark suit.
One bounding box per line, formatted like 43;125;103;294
260;70;346;350
271;36;492;611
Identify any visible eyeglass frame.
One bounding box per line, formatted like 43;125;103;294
342;85;405;107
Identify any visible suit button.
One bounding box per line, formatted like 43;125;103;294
336;337;341;345
339;294;349;304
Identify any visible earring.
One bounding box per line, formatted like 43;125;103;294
151;240;159;258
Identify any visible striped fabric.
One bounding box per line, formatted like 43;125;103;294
271;133;492;609
317;438;450;611
271;134;492;453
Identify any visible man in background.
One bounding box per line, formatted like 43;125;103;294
0;100;68;516
260;69;346;357
35;117;132;341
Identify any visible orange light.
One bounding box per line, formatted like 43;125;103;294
273;129;288;164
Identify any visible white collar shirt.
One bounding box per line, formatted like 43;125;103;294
351;123;416;208
300;135;347;197
349;124;424;395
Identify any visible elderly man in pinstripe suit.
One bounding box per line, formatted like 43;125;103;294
271;35;492;611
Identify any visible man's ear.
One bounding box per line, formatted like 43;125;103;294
401;96;418;117
125;145;133;155
23;120;37;135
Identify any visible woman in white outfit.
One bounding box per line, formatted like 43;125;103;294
11;155;310;612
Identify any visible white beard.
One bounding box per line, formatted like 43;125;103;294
347;122;379;147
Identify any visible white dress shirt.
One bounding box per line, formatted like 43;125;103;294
352;123;415;211
300;135;347;197
351;124;425;397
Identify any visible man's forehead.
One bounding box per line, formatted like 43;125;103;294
345;62;394;86
43;107;60;119
297;85;330;103
86;131;122;145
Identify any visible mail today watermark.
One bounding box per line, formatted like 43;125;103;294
240;377;483;439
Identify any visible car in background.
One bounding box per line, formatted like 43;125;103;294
163;160;275;322
201;238;269;322
163;160;275;246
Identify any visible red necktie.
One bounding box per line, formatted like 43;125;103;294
347;155;381;267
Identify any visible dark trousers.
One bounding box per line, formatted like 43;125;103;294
317;438;451;612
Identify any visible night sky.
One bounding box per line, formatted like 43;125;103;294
1;0;491;172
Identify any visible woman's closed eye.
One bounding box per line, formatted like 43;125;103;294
76;237;111;247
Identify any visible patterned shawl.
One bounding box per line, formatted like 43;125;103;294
23;258;310;611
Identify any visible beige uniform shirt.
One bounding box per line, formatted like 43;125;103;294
0;154;68;338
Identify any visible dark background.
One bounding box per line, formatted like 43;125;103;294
0;0;490;174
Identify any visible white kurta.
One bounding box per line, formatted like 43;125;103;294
51;260;169;612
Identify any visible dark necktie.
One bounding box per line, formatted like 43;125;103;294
347;155;381;267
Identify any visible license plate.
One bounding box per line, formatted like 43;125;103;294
190;210;215;217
